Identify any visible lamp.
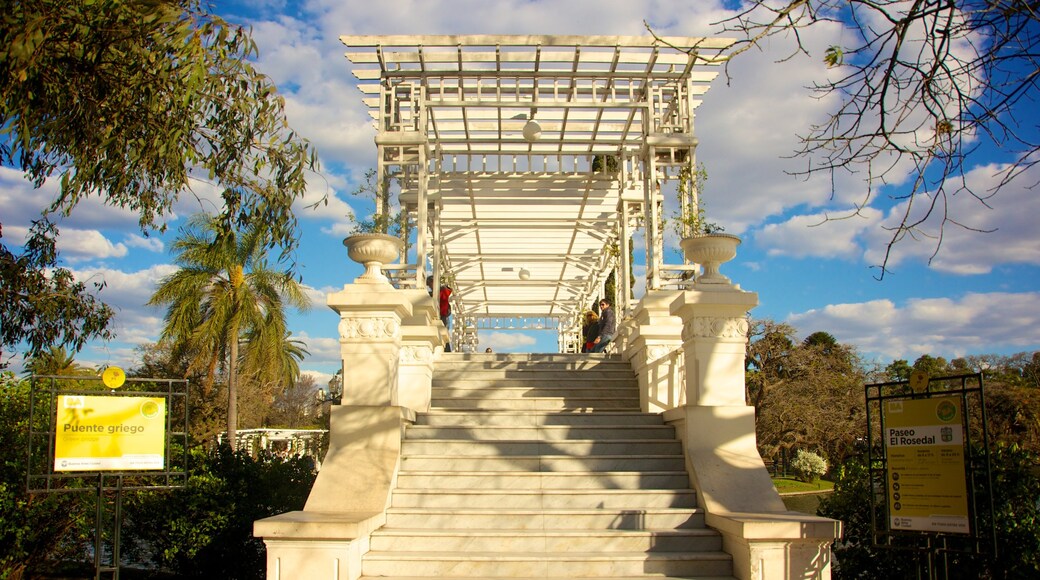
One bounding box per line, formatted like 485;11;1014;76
522;119;542;142
518;268;531;280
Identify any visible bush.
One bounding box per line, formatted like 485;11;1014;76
819;445;1040;579
790;449;828;483
123;445;317;579
0;373;94;580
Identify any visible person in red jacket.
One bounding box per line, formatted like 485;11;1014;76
427;276;453;352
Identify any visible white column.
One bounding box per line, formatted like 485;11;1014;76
666;285;840;580
621;290;685;413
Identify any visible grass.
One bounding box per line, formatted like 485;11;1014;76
772;476;834;494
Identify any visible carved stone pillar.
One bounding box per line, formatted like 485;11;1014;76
257;282;418;580
671;288;757;407
327;284;413;406
622;290;685;413
398;289;446;412
666;285;840;580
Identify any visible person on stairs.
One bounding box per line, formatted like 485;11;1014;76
590;299;616;353
427;275;453;352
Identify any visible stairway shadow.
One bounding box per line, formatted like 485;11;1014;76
359;352;736;580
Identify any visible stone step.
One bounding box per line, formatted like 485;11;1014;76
401;439;683;456
361;577;734;580
405;424;675;441
435;352;625;364
434;380;636;388
430;397;640;411
362;355;736;580
430;386;637;398
384;507;704;530
430;372;632;382
400;454;686;472
395;471;689;490
369;528;720;552
415;410;664;427
361;550;733;578
390;489;697;509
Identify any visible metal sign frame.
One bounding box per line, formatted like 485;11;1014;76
26;374;189;580
865;372;997;576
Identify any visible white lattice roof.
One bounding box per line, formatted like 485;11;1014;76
341;35;733;339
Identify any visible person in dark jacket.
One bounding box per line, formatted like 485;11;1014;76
590;299;616;353
581;310;599;353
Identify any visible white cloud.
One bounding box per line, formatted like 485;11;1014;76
480;331;539;352
122;233;165;253
296;332;342;367
59;229;128;261
71;263;179;343
789;292;1040;360
865;161;1040;274
757;209;882;260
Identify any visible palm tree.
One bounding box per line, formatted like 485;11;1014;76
149;214;310;449
24;345;91;376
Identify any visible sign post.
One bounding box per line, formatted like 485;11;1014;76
865;372;996;579
26;371;188;580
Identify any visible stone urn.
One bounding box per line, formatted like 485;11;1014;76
679;233;741;284
343;233;404;284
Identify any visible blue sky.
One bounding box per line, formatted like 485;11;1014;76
3;0;1039;385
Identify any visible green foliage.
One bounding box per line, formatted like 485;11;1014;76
790;449;828;483
885;359;912;381
671;163;721;238
149;214;310;445
123;445;317;579
824;45;844;68
0;222;113;367
348;168;406;237
0;371;316;579
819;446;1040;579
1;0;318;364
591;154;620;173
816;457;917;579
22;346;94;377
0;373;93;579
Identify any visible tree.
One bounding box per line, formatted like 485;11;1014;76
270;374;319;429
22;346;92;377
884;359;912;382
747;320;867;464
129;340;225;444
802;331;838;351
0;223;113;369
148;215;310;449
236;328;309;429
911;353;951;378
1;0;319;364
745;319;797;416
700;3;1040;276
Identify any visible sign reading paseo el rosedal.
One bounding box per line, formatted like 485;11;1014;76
54;395;166;471
883;395;970;534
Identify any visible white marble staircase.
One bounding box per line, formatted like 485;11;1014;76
358;353;735;580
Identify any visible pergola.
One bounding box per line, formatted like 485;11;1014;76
341;35;733;351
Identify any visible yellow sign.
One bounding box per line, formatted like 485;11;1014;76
102;366;126;389
884;396;970;534
54;395;166;472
